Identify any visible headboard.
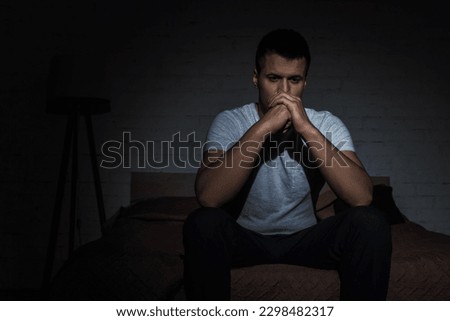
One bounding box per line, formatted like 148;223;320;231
130;172;196;202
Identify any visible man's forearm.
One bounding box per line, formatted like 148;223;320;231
195;123;267;208
301;127;373;207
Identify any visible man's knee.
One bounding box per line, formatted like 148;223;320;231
183;207;232;240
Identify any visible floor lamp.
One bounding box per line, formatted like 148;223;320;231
43;54;110;288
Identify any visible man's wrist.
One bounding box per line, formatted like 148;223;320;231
253;119;273;140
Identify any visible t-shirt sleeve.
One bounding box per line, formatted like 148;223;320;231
203;111;241;152
320;112;355;152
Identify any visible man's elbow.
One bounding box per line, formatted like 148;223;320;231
197;197;220;208
195;177;219;208
349;190;373;207
196;191;221;208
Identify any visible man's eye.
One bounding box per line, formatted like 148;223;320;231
290;78;302;83
268;76;278;82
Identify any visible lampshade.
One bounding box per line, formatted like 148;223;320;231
47;53;111;115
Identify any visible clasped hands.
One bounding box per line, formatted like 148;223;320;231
260;91;313;137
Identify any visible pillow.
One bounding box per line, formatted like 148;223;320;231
333;184;406;224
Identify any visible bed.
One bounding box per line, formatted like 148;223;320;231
48;172;450;300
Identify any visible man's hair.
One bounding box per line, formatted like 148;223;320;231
255;29;311;77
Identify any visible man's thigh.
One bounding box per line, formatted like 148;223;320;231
279;206;389;269
278;213;350;269
230;223;281;268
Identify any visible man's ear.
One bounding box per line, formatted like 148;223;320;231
252;69;258;86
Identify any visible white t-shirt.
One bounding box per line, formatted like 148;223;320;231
204;102;355;235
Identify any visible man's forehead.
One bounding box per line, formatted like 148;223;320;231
260;53;306;75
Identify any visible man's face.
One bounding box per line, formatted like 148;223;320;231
253;53;307;115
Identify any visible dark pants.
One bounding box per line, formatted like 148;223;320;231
183;206;392;301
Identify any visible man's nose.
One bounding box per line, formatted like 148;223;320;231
278;79;289;93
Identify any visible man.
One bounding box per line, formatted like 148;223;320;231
183;29;392;300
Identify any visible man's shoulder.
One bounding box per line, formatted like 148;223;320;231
221;103;257;117
305;107;332;120
214;103;258;125
205;103;258;150
305;107;345;129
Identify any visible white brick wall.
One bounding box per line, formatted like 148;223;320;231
1;0;449;289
